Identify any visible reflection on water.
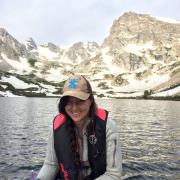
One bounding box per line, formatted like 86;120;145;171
0;98;180;179
105;99;180;180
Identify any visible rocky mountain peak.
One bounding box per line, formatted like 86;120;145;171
0;28;9;37
25;37;37;51
101;12;180;72
103;12;180;47
0;27;27;60
64;41;100;64
39;42;60;53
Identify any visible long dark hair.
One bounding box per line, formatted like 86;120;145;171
58;76;97;167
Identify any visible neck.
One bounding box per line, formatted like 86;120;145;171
74;120;86;131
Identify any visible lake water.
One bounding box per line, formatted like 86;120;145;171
0;97;180;180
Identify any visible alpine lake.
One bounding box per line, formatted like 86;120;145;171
0;97;180;179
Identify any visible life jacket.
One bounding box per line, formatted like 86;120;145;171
53;108;108;180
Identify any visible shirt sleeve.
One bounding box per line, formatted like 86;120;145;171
36;128;59;180
95;118;122;180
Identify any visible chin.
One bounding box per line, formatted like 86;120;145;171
72;118;82;122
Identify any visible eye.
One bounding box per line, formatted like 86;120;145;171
66;99;85;106
66;100;73;106
76;100;84;106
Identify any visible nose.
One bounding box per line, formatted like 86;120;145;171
71;102;78;111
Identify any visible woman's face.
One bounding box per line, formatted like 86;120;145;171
65;96;92;127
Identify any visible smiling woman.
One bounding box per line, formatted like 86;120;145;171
36;74;122;180
65;97;92;130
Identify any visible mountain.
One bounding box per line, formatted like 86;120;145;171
0;12;180;98
0;28;28;71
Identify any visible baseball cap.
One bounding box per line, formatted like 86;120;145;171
62;75;90;100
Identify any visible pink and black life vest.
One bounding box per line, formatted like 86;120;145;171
53;108;108;180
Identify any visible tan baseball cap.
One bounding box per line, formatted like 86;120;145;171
62;75;90;100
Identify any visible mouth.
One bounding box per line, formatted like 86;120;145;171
72;112;81;117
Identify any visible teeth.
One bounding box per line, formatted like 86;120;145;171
73;113;79;115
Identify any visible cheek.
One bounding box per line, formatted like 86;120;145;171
64;106;70;114
84;102;92;113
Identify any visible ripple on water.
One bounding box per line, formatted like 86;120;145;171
0;98;180;179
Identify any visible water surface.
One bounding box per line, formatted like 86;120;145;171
0;98;179;179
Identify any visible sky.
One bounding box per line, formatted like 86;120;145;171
0;0;180;46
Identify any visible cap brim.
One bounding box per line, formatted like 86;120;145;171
62;90;90;100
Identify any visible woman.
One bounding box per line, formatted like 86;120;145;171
37;75;122;180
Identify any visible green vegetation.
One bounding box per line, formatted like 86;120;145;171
0;70;11;78
49;61;60;69
15;74;38;85
97;93;105;98
28;58;37;67
107;91;115;94
13;90;46;97
135;70;151;80
0;82;15;91
113;75;129;86
143;89;153;99
0;85;5;91
52;88;63;95
144;95;180;101
104;74;114;79
97;82;109;89
171;67;180;76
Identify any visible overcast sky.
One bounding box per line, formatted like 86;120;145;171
1;0;179;46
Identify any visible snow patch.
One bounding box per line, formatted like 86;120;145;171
44;69;66;82
101;47;126;74
37;46;59;60
152;86;180;97
124;41;155;56
1;76;39;89
152;16;180;24
1;54;33;74
0;91;19;97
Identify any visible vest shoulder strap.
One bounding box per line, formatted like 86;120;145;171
95;108;107;121
53;113;66;130
53;108;107;130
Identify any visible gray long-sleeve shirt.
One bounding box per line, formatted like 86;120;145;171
37;118;122;180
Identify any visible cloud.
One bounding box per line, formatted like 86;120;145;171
0;0;179;45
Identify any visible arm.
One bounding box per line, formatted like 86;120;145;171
36;128;59;180
95;118;122;180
